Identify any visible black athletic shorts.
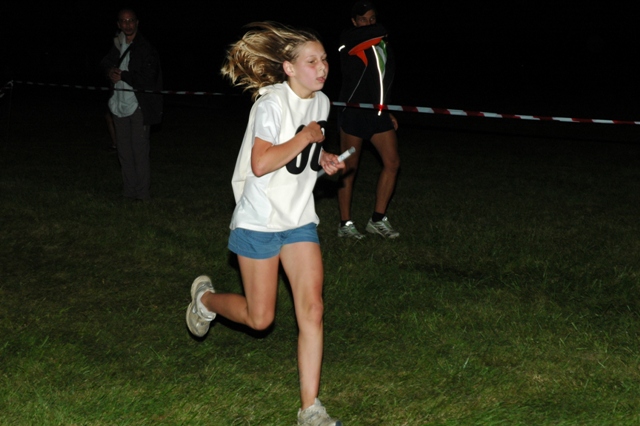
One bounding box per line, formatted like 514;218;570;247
338;107;395;140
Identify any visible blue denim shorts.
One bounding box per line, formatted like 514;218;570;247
228;222;320;259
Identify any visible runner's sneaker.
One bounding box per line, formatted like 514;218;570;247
337;221;365;239
297;399;342;426
366;216;399;238
186;275;216;337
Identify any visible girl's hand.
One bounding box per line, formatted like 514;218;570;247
319;151;346;176
300;121;326;144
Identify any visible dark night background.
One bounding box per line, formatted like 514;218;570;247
1;1;638;122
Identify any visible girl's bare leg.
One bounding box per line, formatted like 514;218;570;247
280;242;325;410
201;255;280;331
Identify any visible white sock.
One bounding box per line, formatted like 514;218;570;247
196;290;216;319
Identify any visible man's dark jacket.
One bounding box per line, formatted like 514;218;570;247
100;32;163;125
338;24;395;107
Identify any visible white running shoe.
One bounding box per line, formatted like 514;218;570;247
337;221;365;240
297;399;342;426
366;216;399;239
186;275;216;337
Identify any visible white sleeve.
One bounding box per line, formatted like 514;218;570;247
253;97;281;145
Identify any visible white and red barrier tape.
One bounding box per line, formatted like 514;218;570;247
0;81;13;98
6;80;640;126
12;80;226;96
332;102;640;126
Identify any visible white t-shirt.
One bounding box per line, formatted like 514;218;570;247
108;37;138;118
230;82;330;232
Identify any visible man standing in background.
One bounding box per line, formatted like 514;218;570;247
101;9;162;201
336;1;401;239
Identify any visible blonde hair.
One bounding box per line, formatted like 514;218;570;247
221;22;321;100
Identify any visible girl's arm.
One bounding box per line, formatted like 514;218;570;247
251;121;325;177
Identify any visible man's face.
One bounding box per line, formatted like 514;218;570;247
117;10;139;41
352;9;377;27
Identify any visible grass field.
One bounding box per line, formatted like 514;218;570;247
2;87;640;425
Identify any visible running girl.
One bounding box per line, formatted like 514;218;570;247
185;22;344;426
